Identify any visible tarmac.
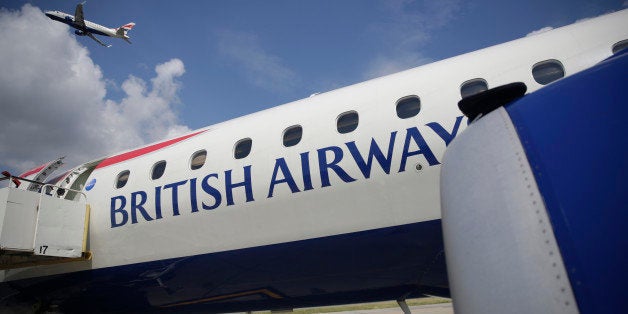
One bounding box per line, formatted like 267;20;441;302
326;302;453;314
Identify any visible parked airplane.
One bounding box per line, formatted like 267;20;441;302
45;2;134;47
0;9;626;313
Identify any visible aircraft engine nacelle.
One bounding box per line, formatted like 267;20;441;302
74;30;86;36
441;51;628;314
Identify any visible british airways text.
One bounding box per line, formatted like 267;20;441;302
110;116;464;228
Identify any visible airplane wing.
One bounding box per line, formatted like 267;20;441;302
87;33;111;47
74;2;86;28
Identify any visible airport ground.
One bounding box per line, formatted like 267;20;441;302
247;297;453;314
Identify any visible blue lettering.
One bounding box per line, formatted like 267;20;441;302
155;186;163;219
268;157;300;198
108;118;461;228
426;115;464;146
110;195;128;228
131;191;153;224
190;178;199;212
163;180;187;216
399;127;440;172
317;146;356;187
300;152;314;191
201;173;222;210
346;131;397;178
225;166;255;206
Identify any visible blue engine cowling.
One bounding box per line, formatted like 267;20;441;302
441;49;628;314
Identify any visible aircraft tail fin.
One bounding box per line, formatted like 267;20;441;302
116;22;135;44
118;22;135;32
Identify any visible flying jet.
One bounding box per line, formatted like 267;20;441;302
45;2;135;47
0;9;626;314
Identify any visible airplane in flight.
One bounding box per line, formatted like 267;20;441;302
44;2;135;47
0;9;626;314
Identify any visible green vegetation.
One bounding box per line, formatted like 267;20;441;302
253;297;451;314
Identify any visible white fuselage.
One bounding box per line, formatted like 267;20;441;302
44;10;121;38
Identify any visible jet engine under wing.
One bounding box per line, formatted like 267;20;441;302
441;50;628;313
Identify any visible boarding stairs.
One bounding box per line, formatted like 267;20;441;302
0;175;91;270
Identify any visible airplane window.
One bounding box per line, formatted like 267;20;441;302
396;96;421;119
190;150;207;170
234;138;252;159
283;125;303;147
460;79;488;99
337;111;359;134
151;160;166;180
532;59;565;85
115;170;130;189
612;39;628;54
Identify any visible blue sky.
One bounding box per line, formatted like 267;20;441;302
0;0;626;173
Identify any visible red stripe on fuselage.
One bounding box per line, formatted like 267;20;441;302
20;163;47;177
95;130;206;169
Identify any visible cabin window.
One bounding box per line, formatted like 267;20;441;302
612;39;628;54
337;111;359;134
396;96;421;119
115;170;130;189
234;138;252;159
460;79;488;98
151;160;166;180
283;125;303;147
532;59;565;85
190;150;207;170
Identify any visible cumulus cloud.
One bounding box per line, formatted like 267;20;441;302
526;26;554;37
215;29;299;94
363;0;461;78
0;4;190;173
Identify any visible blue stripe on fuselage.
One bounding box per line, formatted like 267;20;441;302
0;220;448;313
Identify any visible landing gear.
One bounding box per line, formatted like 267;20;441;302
397;298;411;314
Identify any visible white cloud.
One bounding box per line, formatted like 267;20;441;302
527;6;623;38
363;0;461;78
575;17;593;24
363;54;432;81
0;4;190;174
215;29;299;94
526;26;554;37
